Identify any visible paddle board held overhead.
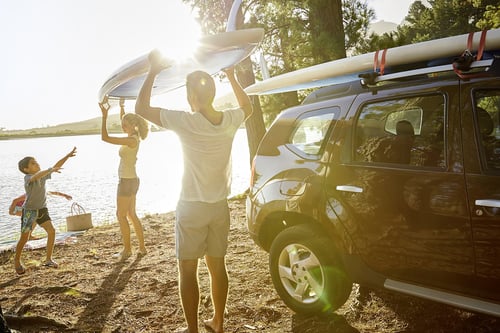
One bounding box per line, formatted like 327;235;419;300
98;28;264;103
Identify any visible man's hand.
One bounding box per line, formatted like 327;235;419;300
148;49;171;74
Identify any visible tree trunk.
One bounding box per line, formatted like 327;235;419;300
236;57;266;166
232;2;266;166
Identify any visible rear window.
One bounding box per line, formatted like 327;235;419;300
354;94;446;168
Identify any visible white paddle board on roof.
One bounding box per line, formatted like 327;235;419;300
98;28;264;102
245;28;500;95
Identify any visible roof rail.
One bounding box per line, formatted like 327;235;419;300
360;58;497;86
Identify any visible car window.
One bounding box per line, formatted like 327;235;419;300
290;109;337;157
474;90;500;171
354;95;446;168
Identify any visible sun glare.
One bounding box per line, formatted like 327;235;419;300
157;5;201;64
157;35;201;64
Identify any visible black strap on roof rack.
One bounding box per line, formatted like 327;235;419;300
453;30;489;79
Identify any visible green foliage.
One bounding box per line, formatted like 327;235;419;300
363;1;499;56
475;4;500;30
343;0;375;54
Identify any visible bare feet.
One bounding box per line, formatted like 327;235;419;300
204;319;223;333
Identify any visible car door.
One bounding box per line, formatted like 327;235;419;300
326;79;476;293
461;79;500;302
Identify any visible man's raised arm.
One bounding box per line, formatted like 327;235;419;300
135;50;169;127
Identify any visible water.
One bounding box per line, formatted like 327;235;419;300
0;130;250;244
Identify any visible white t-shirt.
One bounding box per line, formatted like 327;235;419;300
160;108;245;203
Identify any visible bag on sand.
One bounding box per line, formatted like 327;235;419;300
66;202;93;231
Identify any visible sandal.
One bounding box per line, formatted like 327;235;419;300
15;264;26;275
42;260;59;268
113;251;132;261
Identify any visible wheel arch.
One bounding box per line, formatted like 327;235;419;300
258;210;337;252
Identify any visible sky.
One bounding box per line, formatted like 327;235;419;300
367;0;415;24
0;0;414;130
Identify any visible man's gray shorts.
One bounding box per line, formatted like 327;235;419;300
175;200;230;260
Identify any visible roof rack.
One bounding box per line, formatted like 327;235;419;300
360;58;499;86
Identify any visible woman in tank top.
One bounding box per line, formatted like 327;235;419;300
99;97;149;261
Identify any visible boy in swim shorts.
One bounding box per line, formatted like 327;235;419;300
14;147;76;275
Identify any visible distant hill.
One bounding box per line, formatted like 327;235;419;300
0;114;124;139
0;113;169;139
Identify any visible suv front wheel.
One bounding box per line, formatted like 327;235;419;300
269;225;352;314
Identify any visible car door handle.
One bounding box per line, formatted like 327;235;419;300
475;199;500;208
336;185;363;193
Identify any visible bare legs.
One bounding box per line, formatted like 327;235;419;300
116;194;146;258
14;220;57;273
14;231;30;273
128;195;146;254
178;256;228;333
179;259;200;333
204;256;228;333
39;221;56;263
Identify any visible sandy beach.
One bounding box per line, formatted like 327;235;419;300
1;197;498;332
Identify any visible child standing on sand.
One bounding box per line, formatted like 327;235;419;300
14;147;77;275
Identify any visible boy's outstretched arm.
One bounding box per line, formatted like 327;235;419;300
29;148;76;183
53;147;77;170
224;67;253;120
135;50;169;127
28;148;74;183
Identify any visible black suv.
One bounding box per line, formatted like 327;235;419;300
246;58;500;316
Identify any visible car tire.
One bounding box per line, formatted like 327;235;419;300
269;225;352;314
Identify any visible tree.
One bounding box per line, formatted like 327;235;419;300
473;2;500;30
362;1;499;57
343;0;375;55
391;0;499;45
248;0;372;123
